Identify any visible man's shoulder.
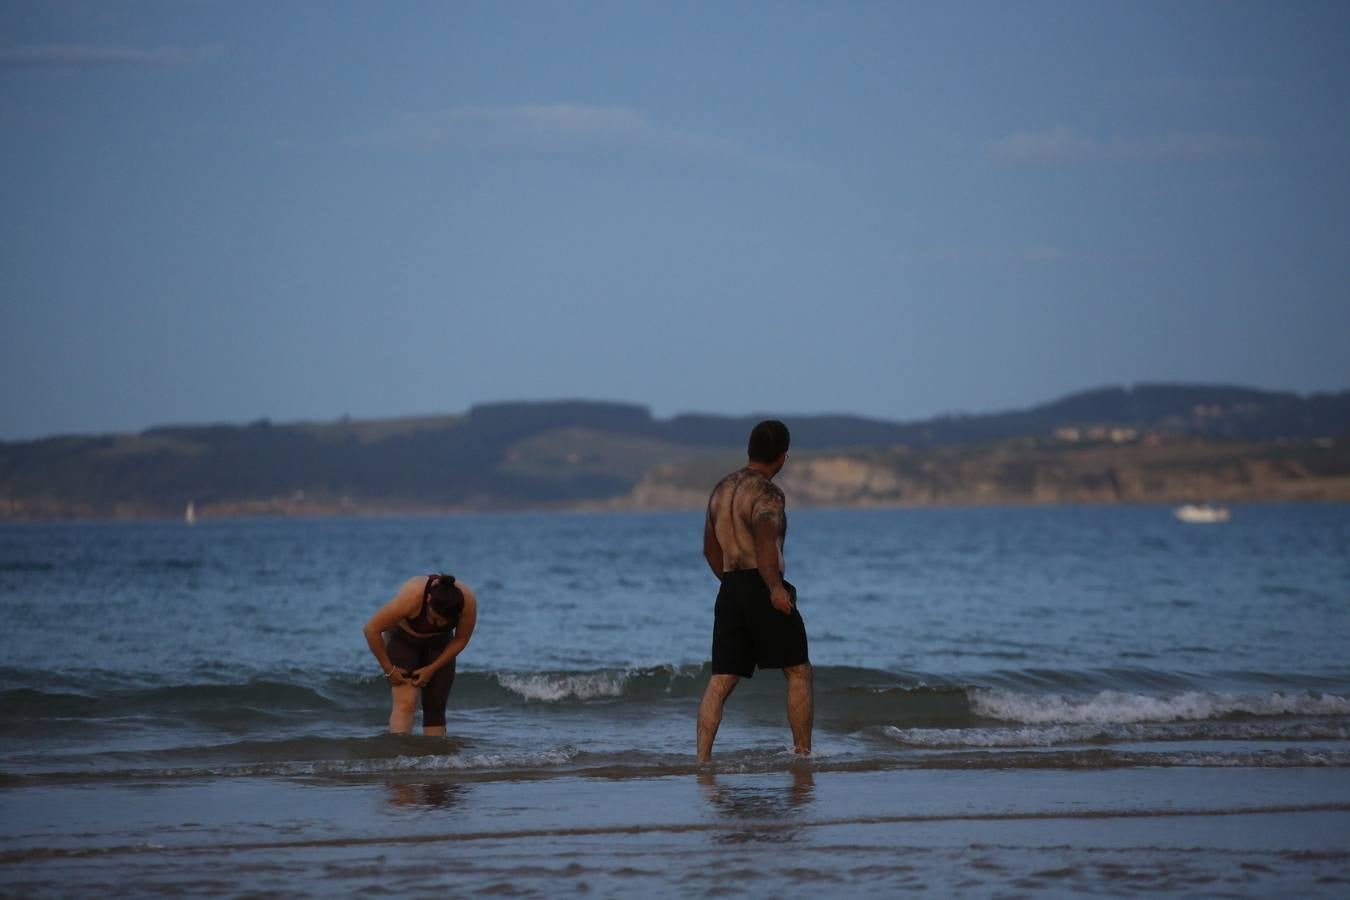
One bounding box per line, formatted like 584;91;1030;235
711;468;783;503
707;469;749;512
710;468;746;494
753;477;785;509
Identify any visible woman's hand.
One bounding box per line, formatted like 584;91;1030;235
386;668;410;686
410;666;436;688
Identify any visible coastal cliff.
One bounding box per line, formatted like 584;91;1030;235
612;439;1350;510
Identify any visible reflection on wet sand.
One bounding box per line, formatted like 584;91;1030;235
698;766;815;843
385;780;467;810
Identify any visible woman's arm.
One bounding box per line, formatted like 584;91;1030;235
363;577;425;683
410;584;478;687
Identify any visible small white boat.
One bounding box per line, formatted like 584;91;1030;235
1174;503;1230;524
185;501;197;526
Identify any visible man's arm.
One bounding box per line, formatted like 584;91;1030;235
753;516;792;615
703;512;724;581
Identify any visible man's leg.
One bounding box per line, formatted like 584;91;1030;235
697;674;740;762
782;663;813;755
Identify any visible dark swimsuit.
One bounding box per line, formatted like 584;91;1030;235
384;574;459;727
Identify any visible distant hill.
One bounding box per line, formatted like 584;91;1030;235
624;437;1350;510
1;384;1347;519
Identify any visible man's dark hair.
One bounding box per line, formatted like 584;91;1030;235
747;419;790;464
428;576;465;622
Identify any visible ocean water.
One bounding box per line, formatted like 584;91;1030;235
2;504;1349;895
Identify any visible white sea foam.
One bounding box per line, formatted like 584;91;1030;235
228;747;581;777
884;724;1109;748
903;748;1350;769
1173;749;1350;767
969;688;1350;725
883;719;1350;748
387;748;579;771
496;671;629;702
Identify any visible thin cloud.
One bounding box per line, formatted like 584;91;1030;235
989;126;1275;163
0;44;224;69
352;104;795;175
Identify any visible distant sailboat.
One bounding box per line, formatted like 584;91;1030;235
185;501;197;526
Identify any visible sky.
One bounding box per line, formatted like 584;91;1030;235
2;0;1348;440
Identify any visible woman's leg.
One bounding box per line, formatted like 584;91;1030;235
389;683;418;733
419;659;456;736
384;631;419;733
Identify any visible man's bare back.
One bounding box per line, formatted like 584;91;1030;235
706;468;786;574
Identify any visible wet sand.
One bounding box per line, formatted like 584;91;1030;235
4;767;1348;896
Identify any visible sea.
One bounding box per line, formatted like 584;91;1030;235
2;504;1348;896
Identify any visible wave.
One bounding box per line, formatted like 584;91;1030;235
195;747;583;779
3;666;1348;735
882;719;1350;749
0;681;355;729
6;739;1349;788
477;667;1350;727
0;732;583;782
0;665;713;727
496;671;628;702
492;666;704;702
897;747;1350;771
968;687;1350;725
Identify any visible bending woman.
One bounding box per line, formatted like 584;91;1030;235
363;573;478;735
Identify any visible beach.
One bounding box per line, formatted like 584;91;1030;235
2;505;1348;895
5;768;1349;895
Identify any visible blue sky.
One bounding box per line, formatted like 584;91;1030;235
2;1;1348;439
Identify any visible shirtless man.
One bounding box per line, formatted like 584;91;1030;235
363;573;478;735
697;420;812;762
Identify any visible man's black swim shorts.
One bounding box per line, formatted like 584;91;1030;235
711;569;809;678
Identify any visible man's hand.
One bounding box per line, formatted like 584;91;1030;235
410;666;436;688
770;584;794;615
